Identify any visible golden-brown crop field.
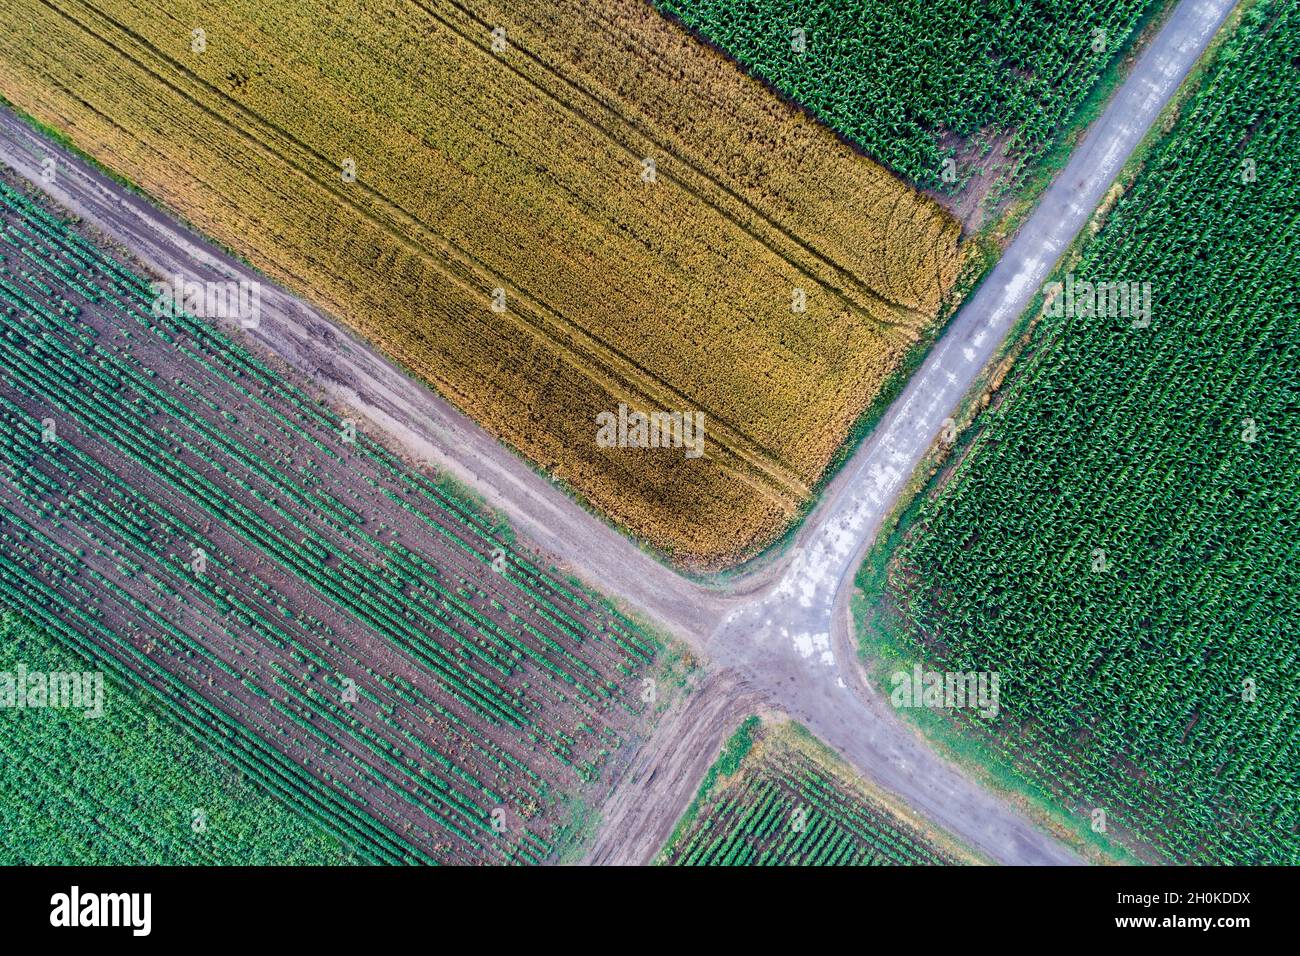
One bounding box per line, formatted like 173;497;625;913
0;0;966;566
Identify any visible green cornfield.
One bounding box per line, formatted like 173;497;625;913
654;0;1160;194
0;615;353;864
869;0;1299;864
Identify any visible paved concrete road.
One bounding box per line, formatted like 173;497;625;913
0;0;1235;866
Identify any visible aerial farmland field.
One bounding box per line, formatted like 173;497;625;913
0;173;679;863
0;0;968;567
0;0;1289;922
659;718;975;865
860;0;1299;865
0;615;353;865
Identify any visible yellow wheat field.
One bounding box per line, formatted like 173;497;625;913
0;0;966;566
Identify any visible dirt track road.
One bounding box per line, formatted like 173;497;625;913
584;668;764;865
0;0;1235;867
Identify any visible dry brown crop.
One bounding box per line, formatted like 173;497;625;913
0;0;966;566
